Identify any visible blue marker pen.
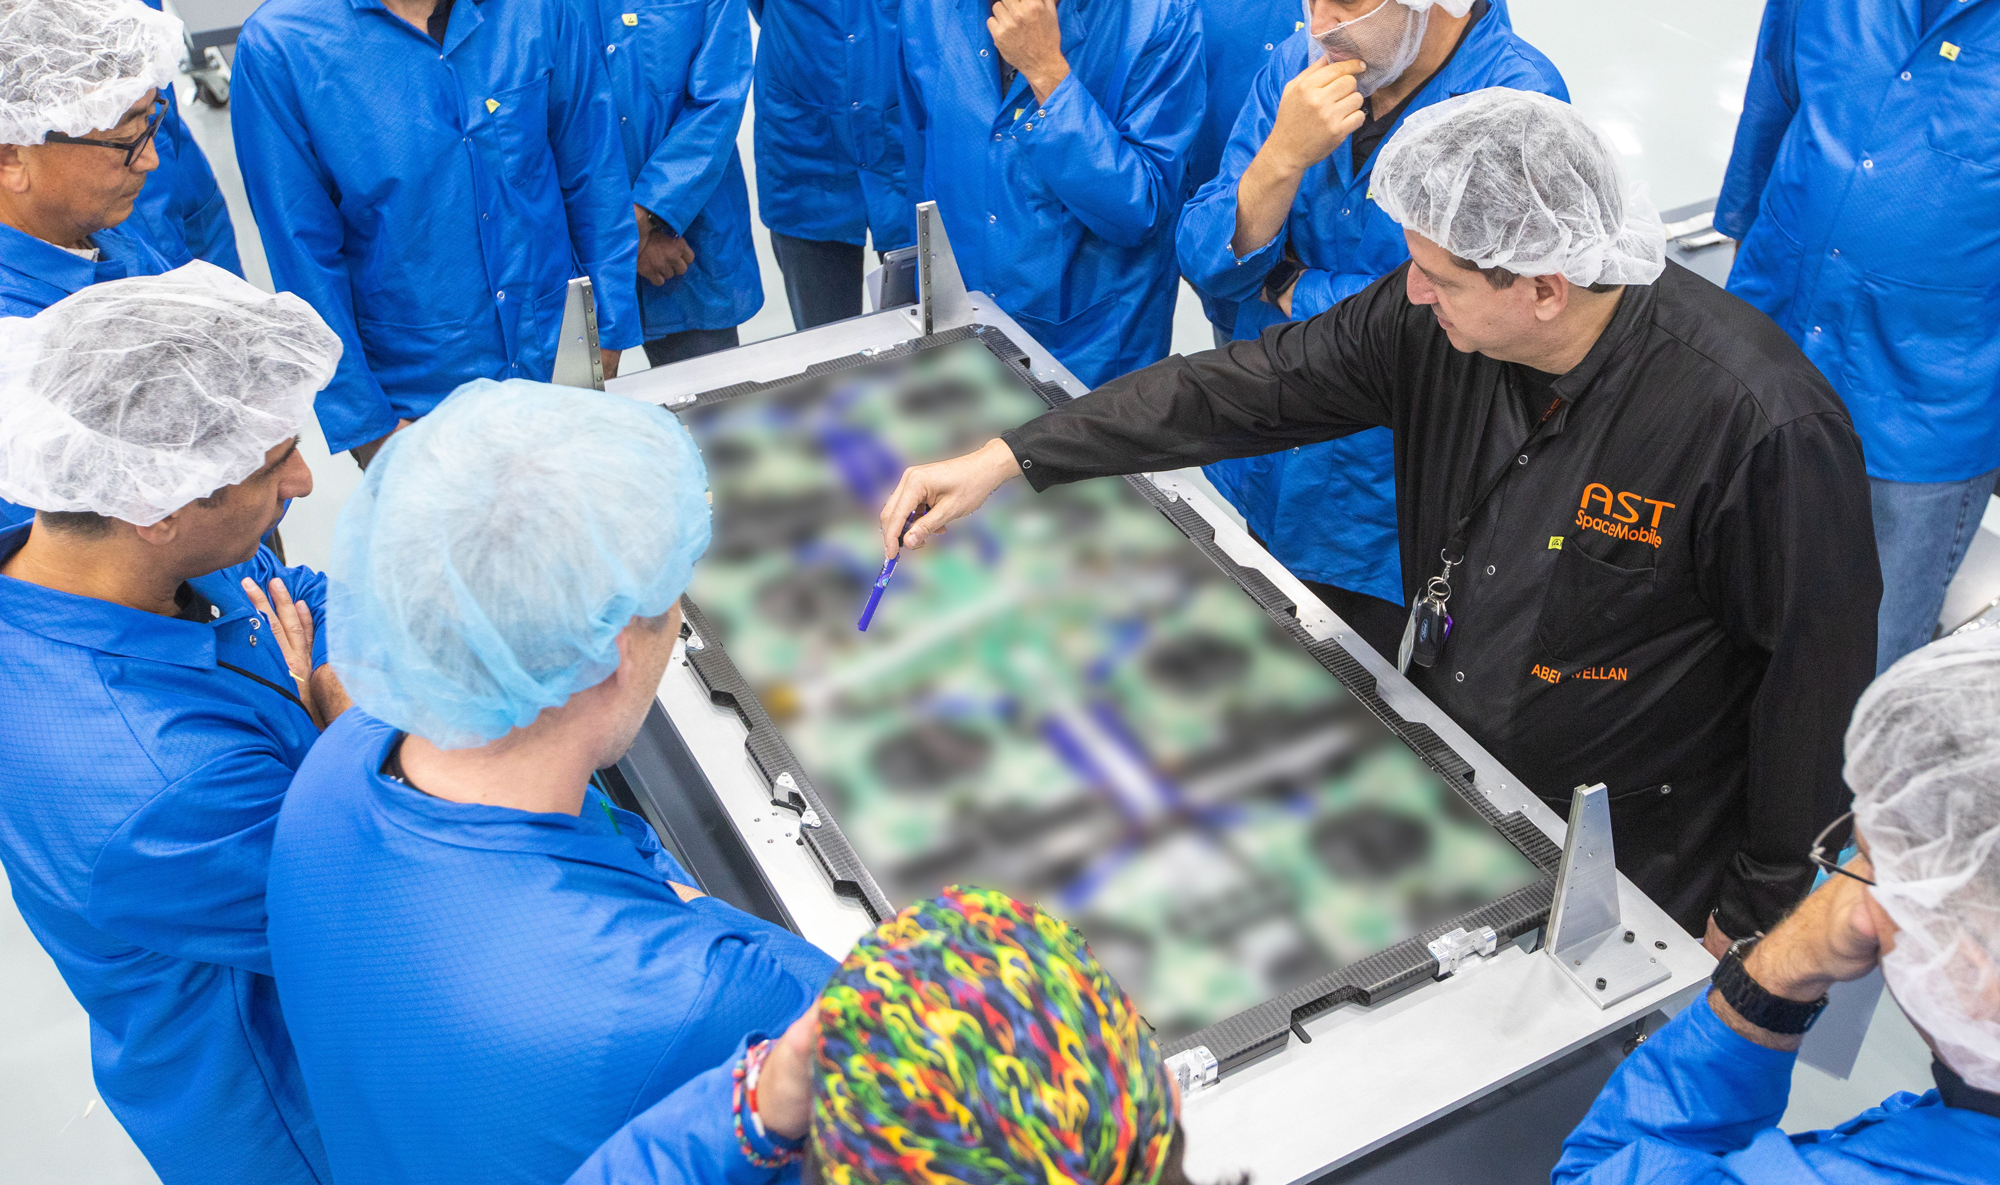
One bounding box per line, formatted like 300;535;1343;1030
859;510;921;632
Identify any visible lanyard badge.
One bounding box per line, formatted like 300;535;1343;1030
1398;549;1459;672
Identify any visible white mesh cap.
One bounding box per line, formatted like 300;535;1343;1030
1371;88;1666;288
1846;630;2000;1092
0;262;341;526
0;0;183;146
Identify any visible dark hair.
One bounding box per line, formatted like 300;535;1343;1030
36;510;115;538
33;485;228;538
1448;253;1616;295
801;1122;1240;1185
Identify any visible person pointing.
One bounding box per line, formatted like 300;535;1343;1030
878;89;1881;955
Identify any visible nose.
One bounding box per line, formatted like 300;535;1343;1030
279;450;315;502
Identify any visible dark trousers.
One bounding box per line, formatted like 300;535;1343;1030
643;325;740;368
770;231;866;331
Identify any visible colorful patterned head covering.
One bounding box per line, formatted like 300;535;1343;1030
812;886;1178;1185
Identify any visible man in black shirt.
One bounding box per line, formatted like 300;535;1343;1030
879;89;1880;951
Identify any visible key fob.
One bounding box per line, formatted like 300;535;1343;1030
1409;599;1452;669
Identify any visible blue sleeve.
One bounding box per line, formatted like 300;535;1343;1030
1553;996;1800;1184
1014;0;1206;248
897;22;929;206
633;0;753;235
549;0;643;351
565;1038;802;1185
87;743;293;976
1714;0;1799;241
230;31;401;454
1177;51;1291;303
162;98;245;276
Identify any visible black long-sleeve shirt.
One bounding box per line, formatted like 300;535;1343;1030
1002;261;1880;936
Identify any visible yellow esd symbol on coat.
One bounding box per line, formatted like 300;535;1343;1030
486;98;500;113
623;12;639;24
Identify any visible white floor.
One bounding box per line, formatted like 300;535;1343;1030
0;3;1945;1179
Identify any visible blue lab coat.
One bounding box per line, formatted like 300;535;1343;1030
0;523;330;1184
0;222;176;529
1185;0;1308;336
898;0;1206;388
1717;0;2000;484
565;1037;801;1185
267;710;839;1185
749;0;914;251
232;0;642;454
595;0;762;338
127;0;243;273
1554;994;2000;1182
1177;9;1565;604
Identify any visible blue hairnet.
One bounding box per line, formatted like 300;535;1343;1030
329;379;710;749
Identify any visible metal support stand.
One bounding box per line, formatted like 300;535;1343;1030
551;276;603;391
915;200;974;337
1545;784;1671;1007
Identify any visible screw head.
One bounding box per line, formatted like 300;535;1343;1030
1623;930;1636;944
1594;977;1607;991
1654;940;1667;950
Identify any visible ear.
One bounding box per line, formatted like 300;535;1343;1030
1530;273;1572;323
0;143;30;195
133;509;182;547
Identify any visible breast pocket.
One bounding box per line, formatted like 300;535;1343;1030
470;73;554;192
1534;539;1657;666
628;1;704;96
1926;42;2000;171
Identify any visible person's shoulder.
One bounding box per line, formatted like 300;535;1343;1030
1643;261;1853;435
1793;1088;2000;1172
1477;26;1569;99
240;0;355;50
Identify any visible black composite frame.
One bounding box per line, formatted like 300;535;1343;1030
613;325;1564;1075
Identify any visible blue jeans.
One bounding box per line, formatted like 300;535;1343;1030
1871;468;2000;672
770;232;865;331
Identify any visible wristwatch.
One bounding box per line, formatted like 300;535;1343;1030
1713;936;1829;1035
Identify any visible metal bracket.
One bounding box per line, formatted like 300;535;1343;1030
1165;1046;1220;1098
915;200;974;336
551;275;603;391
1428;925;1499;979
1545;783;1670;1007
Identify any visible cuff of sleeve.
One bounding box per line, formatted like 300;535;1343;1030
1686;994;1801;1076
1287;269;1337;320
999;429;1057;492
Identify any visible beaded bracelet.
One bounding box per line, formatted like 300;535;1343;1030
732;1040;803;1168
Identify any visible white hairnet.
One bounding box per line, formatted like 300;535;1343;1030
0;0;183;146
1846;629;2000;1092
1371;88;1667;288
329;379;712;750
0;262;340;526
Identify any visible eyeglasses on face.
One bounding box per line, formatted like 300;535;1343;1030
1810;810;1876;887
43;95;169;168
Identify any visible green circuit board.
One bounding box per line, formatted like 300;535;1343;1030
682;340;1541;1037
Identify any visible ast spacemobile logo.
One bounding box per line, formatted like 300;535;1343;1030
1574;482;1675;548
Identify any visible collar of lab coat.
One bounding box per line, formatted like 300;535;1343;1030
0;522;257;670
0;222;128;299
350;714;674;880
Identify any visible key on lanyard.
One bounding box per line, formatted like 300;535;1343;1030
1398;551;1459;672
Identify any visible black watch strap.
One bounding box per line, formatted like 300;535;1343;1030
1713;937;1828;1036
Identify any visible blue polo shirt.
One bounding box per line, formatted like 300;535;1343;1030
0;522;330;1184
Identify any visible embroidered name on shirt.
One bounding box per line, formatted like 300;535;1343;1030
1575;483;1675;548
1531;663;1628;684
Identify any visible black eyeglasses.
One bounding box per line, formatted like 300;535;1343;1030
44;95;169;167
1810;810;1876;887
